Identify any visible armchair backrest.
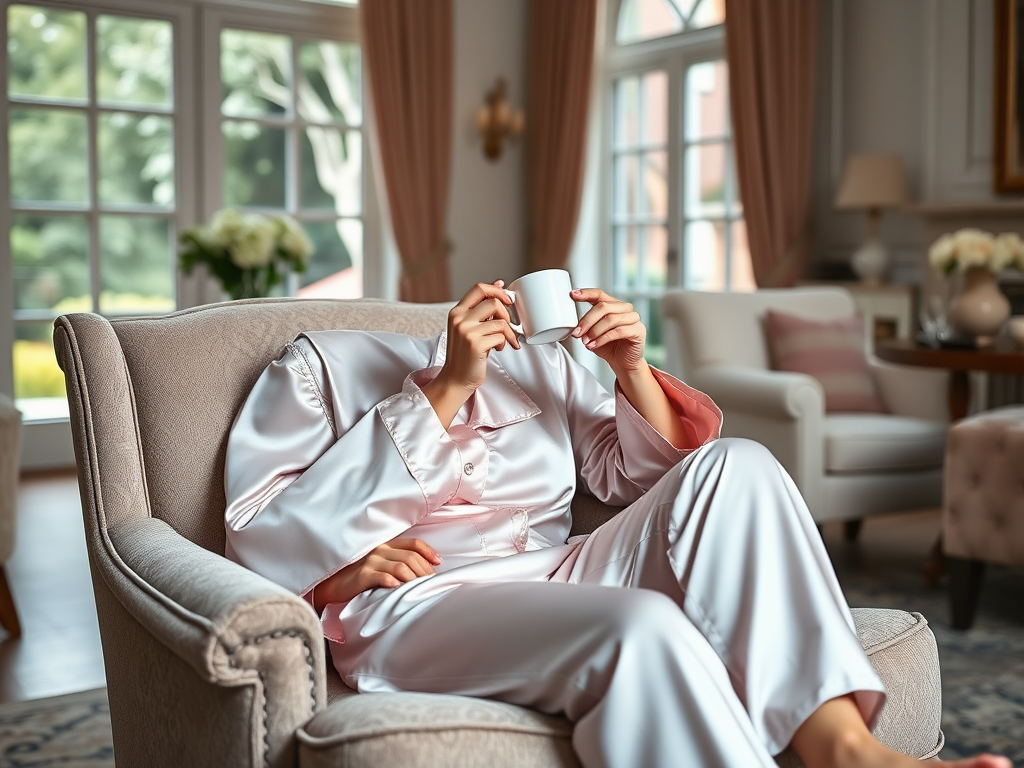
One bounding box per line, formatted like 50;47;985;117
660;287;858;377
55;298;451;555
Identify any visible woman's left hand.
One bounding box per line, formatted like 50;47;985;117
571;288;647;377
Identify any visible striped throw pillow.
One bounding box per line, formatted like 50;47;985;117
764;309;885;413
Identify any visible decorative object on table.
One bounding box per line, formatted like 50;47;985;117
476;78;524;161
928;228;1023;343
1006;316;1024;349
835;153;910;285
179;209;313;300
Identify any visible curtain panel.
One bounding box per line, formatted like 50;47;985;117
362;0;453;302
725;0;817;288
527;0;598;273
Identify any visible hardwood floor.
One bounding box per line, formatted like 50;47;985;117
0;470;105;703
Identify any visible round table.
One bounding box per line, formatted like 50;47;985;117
875;338;1024;421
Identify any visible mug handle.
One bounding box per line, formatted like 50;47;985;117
504;289;525;337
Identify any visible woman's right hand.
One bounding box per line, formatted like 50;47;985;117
311;537;441;611
423;280;520;429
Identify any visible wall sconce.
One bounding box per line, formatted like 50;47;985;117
476;78;524;161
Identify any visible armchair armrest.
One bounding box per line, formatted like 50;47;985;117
690;365;824;420
868;357;950;422
104;517;326;767
689;365;826;516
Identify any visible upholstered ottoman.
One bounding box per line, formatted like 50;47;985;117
297;607;944;767
0;392;21;638
943;405;1024;629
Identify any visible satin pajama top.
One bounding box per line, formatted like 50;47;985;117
224;330;723;644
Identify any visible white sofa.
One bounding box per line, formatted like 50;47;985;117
660;287;949;529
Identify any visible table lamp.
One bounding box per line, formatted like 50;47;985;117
835;153;909;284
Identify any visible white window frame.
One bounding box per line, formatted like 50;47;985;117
1;0;385;469
601;1;739;356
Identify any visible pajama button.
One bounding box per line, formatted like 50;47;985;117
464;462;474;475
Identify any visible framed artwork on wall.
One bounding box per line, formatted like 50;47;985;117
995;0;1024;193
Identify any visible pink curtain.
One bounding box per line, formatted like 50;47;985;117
527;0;598;272
362;0;453;302
725;0;817;287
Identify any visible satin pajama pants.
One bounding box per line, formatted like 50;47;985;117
334;438;886;768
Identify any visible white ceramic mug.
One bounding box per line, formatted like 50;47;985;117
504;269;578;345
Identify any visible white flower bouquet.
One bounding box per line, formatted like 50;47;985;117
179;209;314;300
928;228;1024;276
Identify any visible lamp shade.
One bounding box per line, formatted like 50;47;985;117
835;153;910;209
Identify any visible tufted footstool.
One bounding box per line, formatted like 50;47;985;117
943;405;1024;629
0;393;21;638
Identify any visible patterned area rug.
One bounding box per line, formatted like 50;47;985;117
828;535;1024;764
0;688;112;768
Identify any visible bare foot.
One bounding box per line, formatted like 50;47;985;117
792;696;1013;768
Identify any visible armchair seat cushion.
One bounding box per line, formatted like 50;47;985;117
302;607;943;768
824;414;947;474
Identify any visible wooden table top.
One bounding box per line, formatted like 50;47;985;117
875;338;1024;374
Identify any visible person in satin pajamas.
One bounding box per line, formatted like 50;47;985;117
224;281;1009;768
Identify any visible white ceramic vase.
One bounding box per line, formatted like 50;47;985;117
947;267;1010;340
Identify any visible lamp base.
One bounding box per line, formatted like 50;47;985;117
850;239;889;285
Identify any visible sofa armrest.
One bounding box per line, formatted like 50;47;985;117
868;357;950;423
105;516;326;766
570;492;625;536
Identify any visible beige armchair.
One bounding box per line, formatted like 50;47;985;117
56;298;944;767
661;287;949;533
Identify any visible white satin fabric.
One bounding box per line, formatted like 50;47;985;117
224;331;885;768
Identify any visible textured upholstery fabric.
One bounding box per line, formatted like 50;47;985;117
824;415;948;474
54;297;943;768
0;394;20;563
944;406;1024;565
764;310;884;413
661;288;947;524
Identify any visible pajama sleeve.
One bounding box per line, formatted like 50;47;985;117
557;346;722;506
224;337;464;597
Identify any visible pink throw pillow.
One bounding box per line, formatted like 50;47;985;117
764;309;885;413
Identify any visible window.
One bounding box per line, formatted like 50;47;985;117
606;0;752;368
3;0;366;430
217;28;363;298
6;4;178;420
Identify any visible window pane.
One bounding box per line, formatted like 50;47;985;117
690;0;726;29
616;0;685;44
13;321;67;404
613;225;638;290
221;30;291;117
297;219;361;296
684;143;726;217
614;155;640;219
684;219;725;291
97;16;173;109
614;77;639;148
641;71;668;146
99;113;175;206
641;151;668;219
299;41;362;125
641;225;668;288
729;220;756;292
11;214;89;312
640;297;665;369
99;216;175;314
7;6;86;101
223;121;287;207
685;60;729;142
301;128;361;214
9;108;88;203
